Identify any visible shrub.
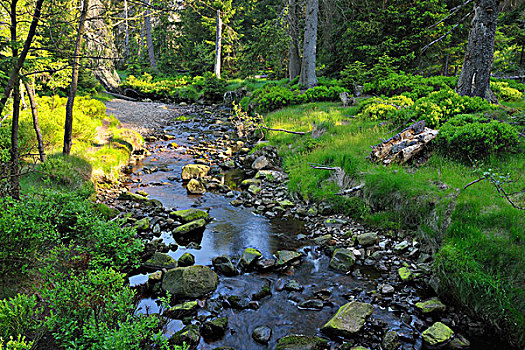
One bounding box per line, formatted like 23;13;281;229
358;95;414;121
303;85;348;102
193;72;228;102
363;72;457;99
251;86;305;112
491;81;523;102
0;294;41;340
435;114;519;160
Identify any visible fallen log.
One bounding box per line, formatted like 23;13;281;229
368;120;438;165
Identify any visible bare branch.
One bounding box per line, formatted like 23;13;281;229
421;11;473;55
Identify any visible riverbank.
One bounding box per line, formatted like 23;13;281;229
261;101;525;348
99;99;514;349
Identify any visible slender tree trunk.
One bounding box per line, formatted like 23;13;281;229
139;13;145;58
24;81;45;163
214;10;222;79
144;1;157;71
456;0;499;102
9;0;20;199
124;0;129;62
287;0;301;81
443;52;450;76
19;80;27;109
63;0;89;155
300;0;318;88
0;0;45;117
520;44;524;66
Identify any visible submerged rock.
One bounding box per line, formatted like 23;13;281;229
421;322;454;348
161;265;218;299
274;334;329;350
201;317;228;341
181;164;210;180
252;326;272;344
143;252;177;270
170;208;209;223
321;301;373;338
164;300;198;319
298;299;324;310
329;248;356;273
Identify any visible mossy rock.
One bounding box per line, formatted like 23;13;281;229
187;178;206;194
170;325;200;347
165;300;198;319
181;164;210;180
276;250;302;267
415;297;446;314
178;252;195;267
321;301;373;338
94;203;119;219
398;267;412;281
161;265;218;299
248;184;262;195
170;208;209;223
133;217;150;232
173;218;207;237
275;334;329;350
329;248;355;273
118;191;148;202
421;322;454;347
143;252;177;270
239;248;262;269
201;317;228;341
241;178;261;187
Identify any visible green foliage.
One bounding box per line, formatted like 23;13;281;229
491;81;524;102
358;95;414;121
0;294;41;340
0;335;33;350
363;72;457;99
193;72;228;102
436;114;520;160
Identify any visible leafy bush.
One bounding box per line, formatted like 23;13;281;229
0;334;33;350
435;114;519;159
358;95;414;121
303;85;348;102
251;86;305;112
40;261;167;349
0;294;41;340
363;72;457;99
491;81;523;102
194;72;228;102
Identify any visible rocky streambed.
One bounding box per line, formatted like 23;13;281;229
99;100;504;350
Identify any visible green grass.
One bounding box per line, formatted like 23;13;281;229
264;101;525;347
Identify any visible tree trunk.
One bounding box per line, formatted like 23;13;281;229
443;52;450;76
287;0;301;81
24;81;45;163
124;0;129;62
63;0;89;155
144;1;158;71
214;10;222;79
299;0;318;88
456;0;499;102
9;0;20;199
0;0;45;117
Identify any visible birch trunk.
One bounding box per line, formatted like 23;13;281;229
214;10;222;79
299;0;318;88
456;0;499;102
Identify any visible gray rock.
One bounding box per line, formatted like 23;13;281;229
274;335;329;350
254;258;276;271
252;326;272;344
212;255;237;276
321;301;373;338
394;240;410;253
172;218;207;236
298;299;324;310
357;232;378;246
314;234;333;246
415;297;446;314
284;279;303;292
143;252;177;270
227;295;251;309
252;156;270;170
161;265;218;299
329;248;356;273
276;250;303;267
181;164;210;180
381;284;395;295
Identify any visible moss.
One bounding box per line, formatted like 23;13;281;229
398;267;412;281
421;322;454;346
275;335;329;350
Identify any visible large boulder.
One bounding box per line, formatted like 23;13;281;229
170;208;209;223
274;335;329;350
161;265;218;299
421;322;454;348
329;248;356;273
321;302;373;338
181;164;210;180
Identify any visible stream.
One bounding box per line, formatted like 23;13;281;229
112;103;504;350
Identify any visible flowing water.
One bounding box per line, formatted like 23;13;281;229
124;109;503;350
